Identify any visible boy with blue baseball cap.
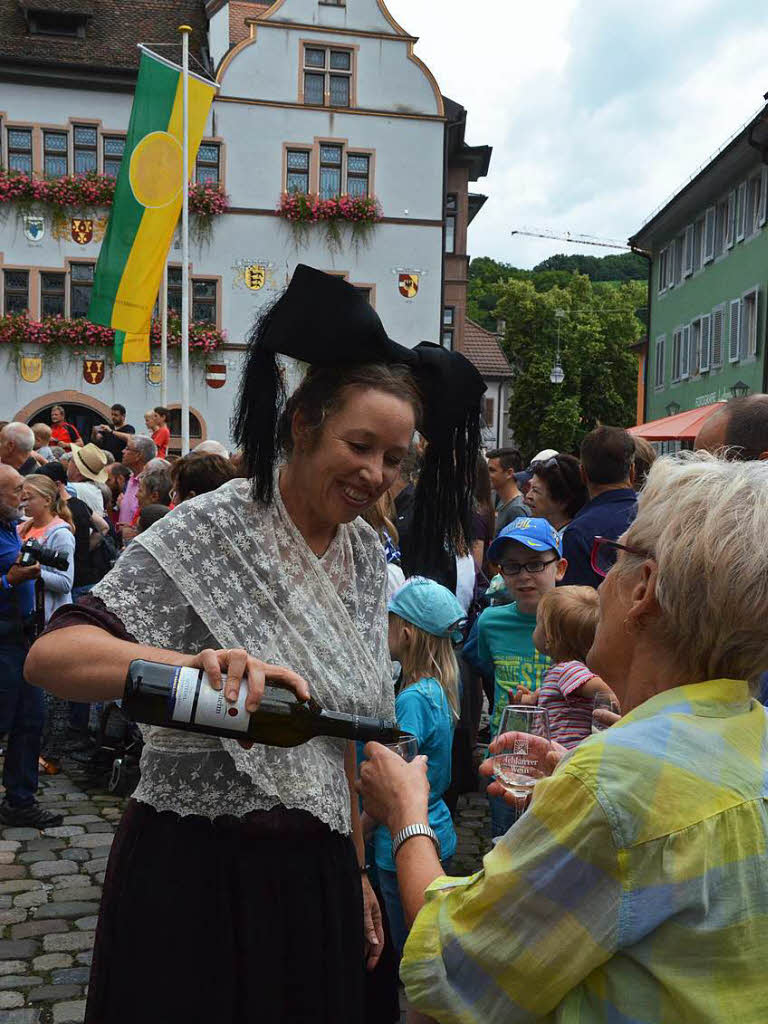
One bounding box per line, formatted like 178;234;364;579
478;517;567;837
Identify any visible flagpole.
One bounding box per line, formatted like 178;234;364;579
180;24;191;455
160;261;168;407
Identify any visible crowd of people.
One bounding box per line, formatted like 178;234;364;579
1;265;767;1022
0;405;239;828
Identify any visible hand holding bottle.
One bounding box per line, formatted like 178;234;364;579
188;647;311;712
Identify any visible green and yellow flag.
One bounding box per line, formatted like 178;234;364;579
89;48;216;364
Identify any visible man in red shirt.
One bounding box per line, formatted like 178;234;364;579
49;405;82;451
151;406;171;459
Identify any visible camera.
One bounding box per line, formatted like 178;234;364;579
19;539;69;572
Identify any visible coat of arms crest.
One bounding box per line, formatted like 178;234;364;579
72;218;94;245
83;358;105;385
19;355;43;383
23;216;45;243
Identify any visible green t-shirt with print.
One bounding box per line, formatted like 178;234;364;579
477;601;551;737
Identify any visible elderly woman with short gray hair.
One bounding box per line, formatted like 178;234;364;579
360;452;768;1023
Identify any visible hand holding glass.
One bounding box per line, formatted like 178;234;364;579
386;733;418;762
492;705;551;799
592;693;621;733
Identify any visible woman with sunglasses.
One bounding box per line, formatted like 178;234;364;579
526;453;587;534
361;452;768;1023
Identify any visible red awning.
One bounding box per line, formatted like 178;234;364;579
628;402;726;441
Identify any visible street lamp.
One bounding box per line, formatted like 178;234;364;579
551;308;566;385
729;380;750;399
665;401;680;416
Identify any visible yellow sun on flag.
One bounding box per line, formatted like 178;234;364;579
129;131;183;209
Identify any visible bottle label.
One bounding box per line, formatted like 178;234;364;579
171;667;250;734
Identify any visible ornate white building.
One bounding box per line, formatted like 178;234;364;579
0;0;491;450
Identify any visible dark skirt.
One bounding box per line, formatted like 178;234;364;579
86;800;365;1024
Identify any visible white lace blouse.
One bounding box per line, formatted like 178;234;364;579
91;476;394;834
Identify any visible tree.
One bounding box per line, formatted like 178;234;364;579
496;275;642;458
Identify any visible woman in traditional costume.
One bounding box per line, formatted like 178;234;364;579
26;266;485;1024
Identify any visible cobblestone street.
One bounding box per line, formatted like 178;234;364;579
0;756;491;1023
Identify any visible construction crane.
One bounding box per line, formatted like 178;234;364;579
510;227;632;251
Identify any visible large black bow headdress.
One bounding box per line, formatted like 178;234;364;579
234;265;486;575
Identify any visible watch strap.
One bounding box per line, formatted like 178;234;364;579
391;822;441;862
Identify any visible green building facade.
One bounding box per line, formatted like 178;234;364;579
630;105;768;423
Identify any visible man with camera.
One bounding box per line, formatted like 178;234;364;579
0;465;63;828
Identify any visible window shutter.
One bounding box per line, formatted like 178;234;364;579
668;240;676;289
728;299;741;361
736;182;747;241
671;329;680;381
655;336;665;389
750;289;759;356
683;225;694;276
726;191;736;248
759;167;768;227
680;324;691;378
700;314;711;372
704;206;716;261
658;249;667;293
711;306;723;367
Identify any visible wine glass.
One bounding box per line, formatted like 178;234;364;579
492;705;551;799
386;733;419;762
592;693;621;733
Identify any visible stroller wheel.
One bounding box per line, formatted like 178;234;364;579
108;757;123;793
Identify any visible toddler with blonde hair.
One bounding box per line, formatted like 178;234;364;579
520;585;619;748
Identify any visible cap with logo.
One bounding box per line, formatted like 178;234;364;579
487;516;562;562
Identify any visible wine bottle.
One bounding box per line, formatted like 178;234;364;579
123;659;411;748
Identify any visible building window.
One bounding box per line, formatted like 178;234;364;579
699;313;711;372
70;263;94;318
445;194;457;254
103;136;125;178
303;46;352;108
73;125;97;173
3;270;29;314
7;128;32;173
442;306;455;349
740;287;759;358
167;267;182;315
195;142;220;184
167;408;203;441
711;304;724;367
353;285;372;303
483;397;495;427
654;335;665;389
43;130;68;177
286;149;310;192
673;234;683;286
671;326;689;382
346;153;369;197
736;181;747;242
27;11;86;37
728;298;741;362
690;317;702;375
319;144;342;199
747;174;761;236
726;190;736;249
683;224;694;277
657;247;668;294
41;271;65;316
715;198;728;254
192;279;217;322
693;218;703;272
703;205;716;262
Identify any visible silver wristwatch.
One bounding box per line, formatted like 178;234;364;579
391;823;441;862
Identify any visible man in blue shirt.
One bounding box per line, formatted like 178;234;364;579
0;465;62;829
561;425;637;588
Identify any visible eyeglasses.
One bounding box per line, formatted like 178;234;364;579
530;456;559;472
590;536;651;578
499;556;559;576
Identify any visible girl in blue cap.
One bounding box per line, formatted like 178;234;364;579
370;576;464;961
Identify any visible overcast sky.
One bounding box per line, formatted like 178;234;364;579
386;0;768;269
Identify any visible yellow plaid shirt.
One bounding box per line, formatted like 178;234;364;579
401;679;768;1022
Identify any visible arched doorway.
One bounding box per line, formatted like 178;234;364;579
15;390;113;445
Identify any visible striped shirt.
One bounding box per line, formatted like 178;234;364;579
401;679;768;1023
537;659;595;748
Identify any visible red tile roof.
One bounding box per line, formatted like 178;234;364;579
462;319;513;379
0;1;208;74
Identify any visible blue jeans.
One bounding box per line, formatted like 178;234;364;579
0;642;45;807
379;857;453;958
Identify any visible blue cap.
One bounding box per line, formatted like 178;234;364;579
388;577;467;643
487;516;562;563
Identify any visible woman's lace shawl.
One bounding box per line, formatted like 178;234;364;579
91;476;393;833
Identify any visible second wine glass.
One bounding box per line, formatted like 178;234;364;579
492;705;551;799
